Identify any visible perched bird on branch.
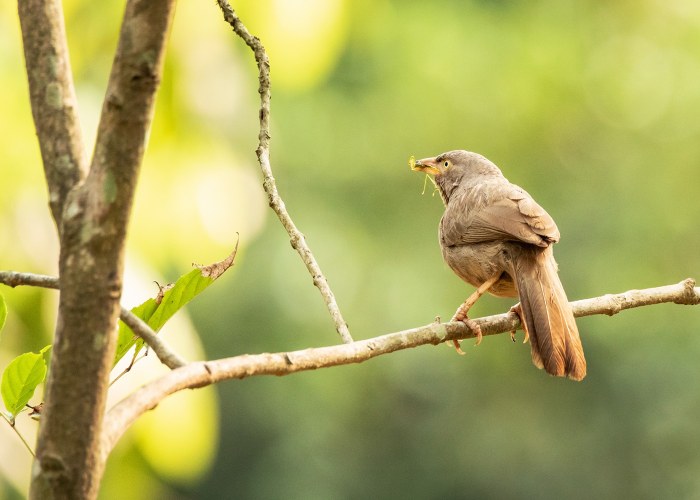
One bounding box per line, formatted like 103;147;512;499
412;150;586;381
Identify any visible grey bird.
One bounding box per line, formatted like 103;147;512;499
412;150;586;381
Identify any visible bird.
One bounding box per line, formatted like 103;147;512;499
412;150;586;381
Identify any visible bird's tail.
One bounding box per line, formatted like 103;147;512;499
512;246;587;381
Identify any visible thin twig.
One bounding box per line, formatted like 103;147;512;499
109;350;148;387
119;308;187;369
216;0;353;344
0;272;59;289
1;412;35;457
102;278;700;454
0;272;187;370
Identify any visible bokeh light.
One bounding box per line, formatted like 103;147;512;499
1;0;699;498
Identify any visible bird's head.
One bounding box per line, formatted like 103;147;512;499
411;150;502;203
411;152;452;176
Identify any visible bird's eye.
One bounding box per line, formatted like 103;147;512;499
444;161;450;168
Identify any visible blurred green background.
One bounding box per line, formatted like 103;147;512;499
2;0;700;498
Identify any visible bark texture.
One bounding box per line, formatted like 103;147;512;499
18;0;87;230
24;1;176;498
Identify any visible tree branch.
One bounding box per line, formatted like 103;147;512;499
28;1;176;498
118;308;187;370
570;278;700;313
216;0;353;344
101;278;700;455
18;0;88;230
0;271;187;370
0;271;60;290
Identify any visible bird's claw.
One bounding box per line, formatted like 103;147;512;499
509;303;529;344
450;314;483;348
469;319;484;346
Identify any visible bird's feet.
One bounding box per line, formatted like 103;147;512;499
450;339;466;355
450;311;483;351
509;303;529;344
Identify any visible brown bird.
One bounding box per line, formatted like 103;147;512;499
412;150;586;381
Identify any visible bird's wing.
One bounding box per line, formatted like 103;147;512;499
442;185;559;247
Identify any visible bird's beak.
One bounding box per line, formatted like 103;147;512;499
412;157;441;175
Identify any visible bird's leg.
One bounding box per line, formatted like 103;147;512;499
451;273;502;348
509;302;529;344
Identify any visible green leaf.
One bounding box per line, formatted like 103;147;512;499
0;291;7;335
114;243;238;367
1;350;48;419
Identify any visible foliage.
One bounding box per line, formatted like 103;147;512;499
114;246;237;367
0;249;234;466
0;347;50;424
0;293;6;335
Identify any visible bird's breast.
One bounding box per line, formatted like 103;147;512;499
441;241;517;297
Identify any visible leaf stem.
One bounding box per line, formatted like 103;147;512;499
1;412;35;457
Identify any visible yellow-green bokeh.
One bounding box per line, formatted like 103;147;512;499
1;0;700;498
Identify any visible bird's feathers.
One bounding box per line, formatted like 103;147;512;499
425;149;587;380
441;184;559;248
513;246;586;381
